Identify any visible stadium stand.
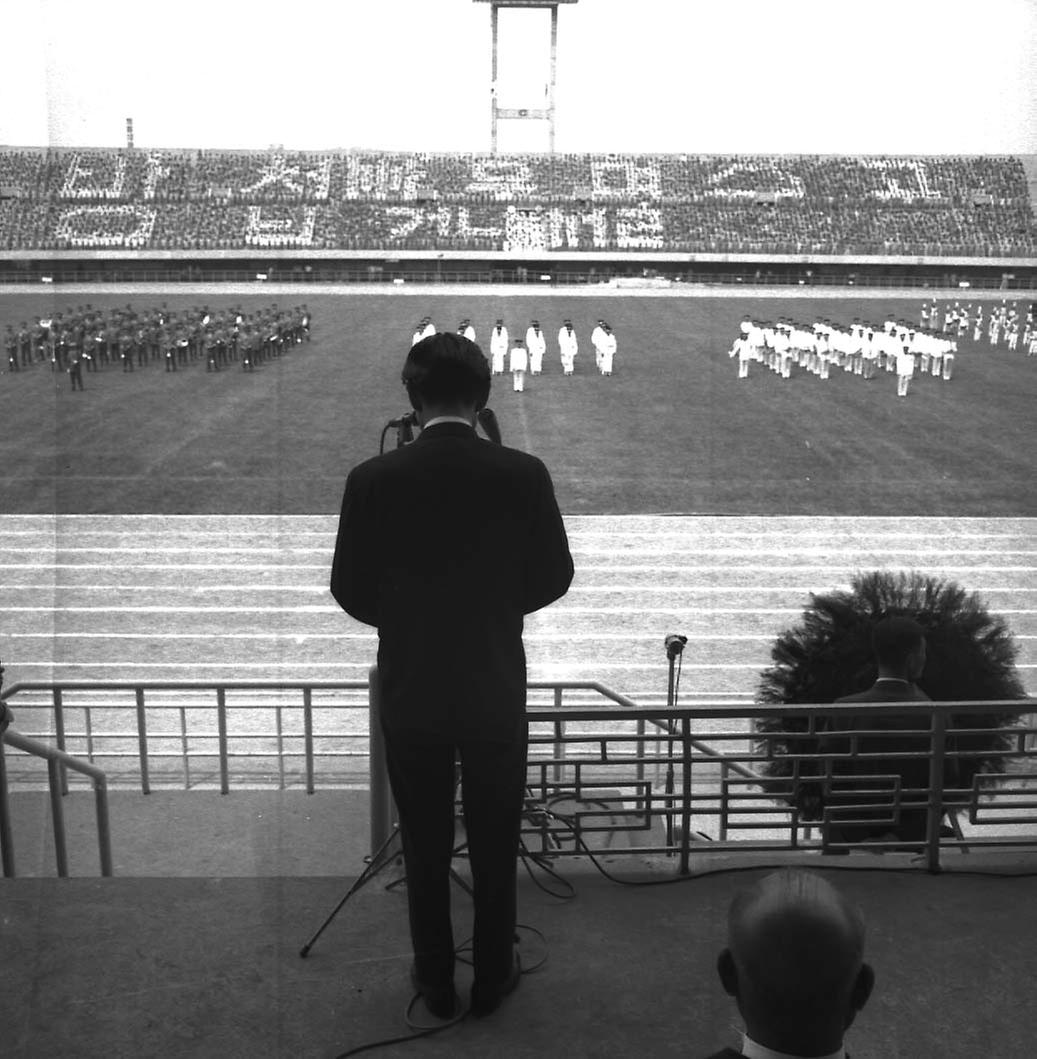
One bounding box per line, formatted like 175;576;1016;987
0;149;1033;255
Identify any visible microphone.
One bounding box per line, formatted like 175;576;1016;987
476;407;502;445
387;411;418;428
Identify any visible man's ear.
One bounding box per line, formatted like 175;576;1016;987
849;962;875;1015
717;948;739;998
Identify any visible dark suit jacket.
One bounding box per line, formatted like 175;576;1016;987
820;680;945;841
330;421;574;742
704;1049;850;1058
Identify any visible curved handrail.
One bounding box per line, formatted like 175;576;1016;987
1;727;112;878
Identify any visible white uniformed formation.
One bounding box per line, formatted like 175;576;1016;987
407;317;620;388
920;298;1036;357
728;313;960;397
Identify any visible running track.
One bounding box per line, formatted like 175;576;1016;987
3;513;1034;696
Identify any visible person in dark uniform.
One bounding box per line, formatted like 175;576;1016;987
707;869;874;1059
4;326;18;372
119;331;134;372
330;332;573;1021
68;349;84;391
18;323;32;368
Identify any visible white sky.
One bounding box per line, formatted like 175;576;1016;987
2;0;1035;154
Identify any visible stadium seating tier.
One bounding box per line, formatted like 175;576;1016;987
0;150;1033;254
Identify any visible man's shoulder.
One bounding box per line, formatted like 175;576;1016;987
835;682;931;704
350;433;547;479
701;1048;742;1059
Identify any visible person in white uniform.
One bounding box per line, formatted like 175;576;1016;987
510;339;528;391
458;319;476;343
895;345;916;397
526;320;546;375
599;323;616;376
590;319;606;372
489;319;508;375
558;319;578;375
730;335;753;379
411;318;427;348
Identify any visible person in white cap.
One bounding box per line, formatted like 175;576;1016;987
730;333;753;379
458;319;476;343
895;344;916;397
489;319;508;375
599;323;617;376
590;319;606;372
510;338;528;391
526;320;546;375
558;319;578;375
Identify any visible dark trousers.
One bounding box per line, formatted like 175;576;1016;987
381;723;528;991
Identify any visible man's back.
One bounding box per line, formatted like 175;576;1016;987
331;422;572;740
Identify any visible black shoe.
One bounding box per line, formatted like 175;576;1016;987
409;965;460;1020
469;953;521;1018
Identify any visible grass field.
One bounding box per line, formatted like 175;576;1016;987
1;289;1034;516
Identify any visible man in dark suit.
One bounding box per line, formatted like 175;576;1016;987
819;616;954;850
330;331;573;1021
707;869;874;1058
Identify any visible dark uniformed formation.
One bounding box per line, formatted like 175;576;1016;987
3;302;313;390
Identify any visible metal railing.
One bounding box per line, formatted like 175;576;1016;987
0;726;113;878
0;268;1033;289
2;679;1035;876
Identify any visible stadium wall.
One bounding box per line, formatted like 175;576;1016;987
0;251;1033;290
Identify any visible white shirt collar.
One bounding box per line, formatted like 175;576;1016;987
741;1033;845;1059
421;415;474;430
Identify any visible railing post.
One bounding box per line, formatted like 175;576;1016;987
303;687;314;795
48;757;69;877
553;686;564;785
924;708;948;874
719;761;729;842
216;687;229;795
180;706;190;789
635;716;645;812
276;703;285;790
679;715;692;876
53;688;68;795
95;781;113;877
368;666;393;855
0;737;15;877
135;688;150;795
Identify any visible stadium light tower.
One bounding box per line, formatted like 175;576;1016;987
473;0;579;154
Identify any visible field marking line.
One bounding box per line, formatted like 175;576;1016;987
5;564;1037;575
7;632;785;641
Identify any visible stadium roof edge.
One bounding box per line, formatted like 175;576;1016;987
1;145;1035;160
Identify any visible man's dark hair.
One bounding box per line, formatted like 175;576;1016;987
872;615;925;669
402;331;490;410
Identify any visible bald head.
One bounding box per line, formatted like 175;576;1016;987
717;870;873;1055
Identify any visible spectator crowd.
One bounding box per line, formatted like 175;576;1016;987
0;149;1034;255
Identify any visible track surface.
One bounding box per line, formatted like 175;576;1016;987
3;512;1033;696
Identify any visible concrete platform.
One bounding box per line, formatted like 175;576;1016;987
3;856;1037;1058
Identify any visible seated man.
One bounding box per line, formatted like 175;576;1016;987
816;616;957;849
708;869;874;1058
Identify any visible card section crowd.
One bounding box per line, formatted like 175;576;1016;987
0;150;1033;255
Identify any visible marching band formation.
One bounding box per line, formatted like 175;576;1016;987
4;303;313;389
728;299;1035;395
411;317;619;392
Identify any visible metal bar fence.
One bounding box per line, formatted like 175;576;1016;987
1;727;112;878
2;681;1036;875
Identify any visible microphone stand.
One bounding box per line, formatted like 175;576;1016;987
663;635;687;852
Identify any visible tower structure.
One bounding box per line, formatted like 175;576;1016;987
473;0;579;154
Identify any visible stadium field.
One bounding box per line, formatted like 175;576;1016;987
2;287;1034;790
1;288;1034;517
